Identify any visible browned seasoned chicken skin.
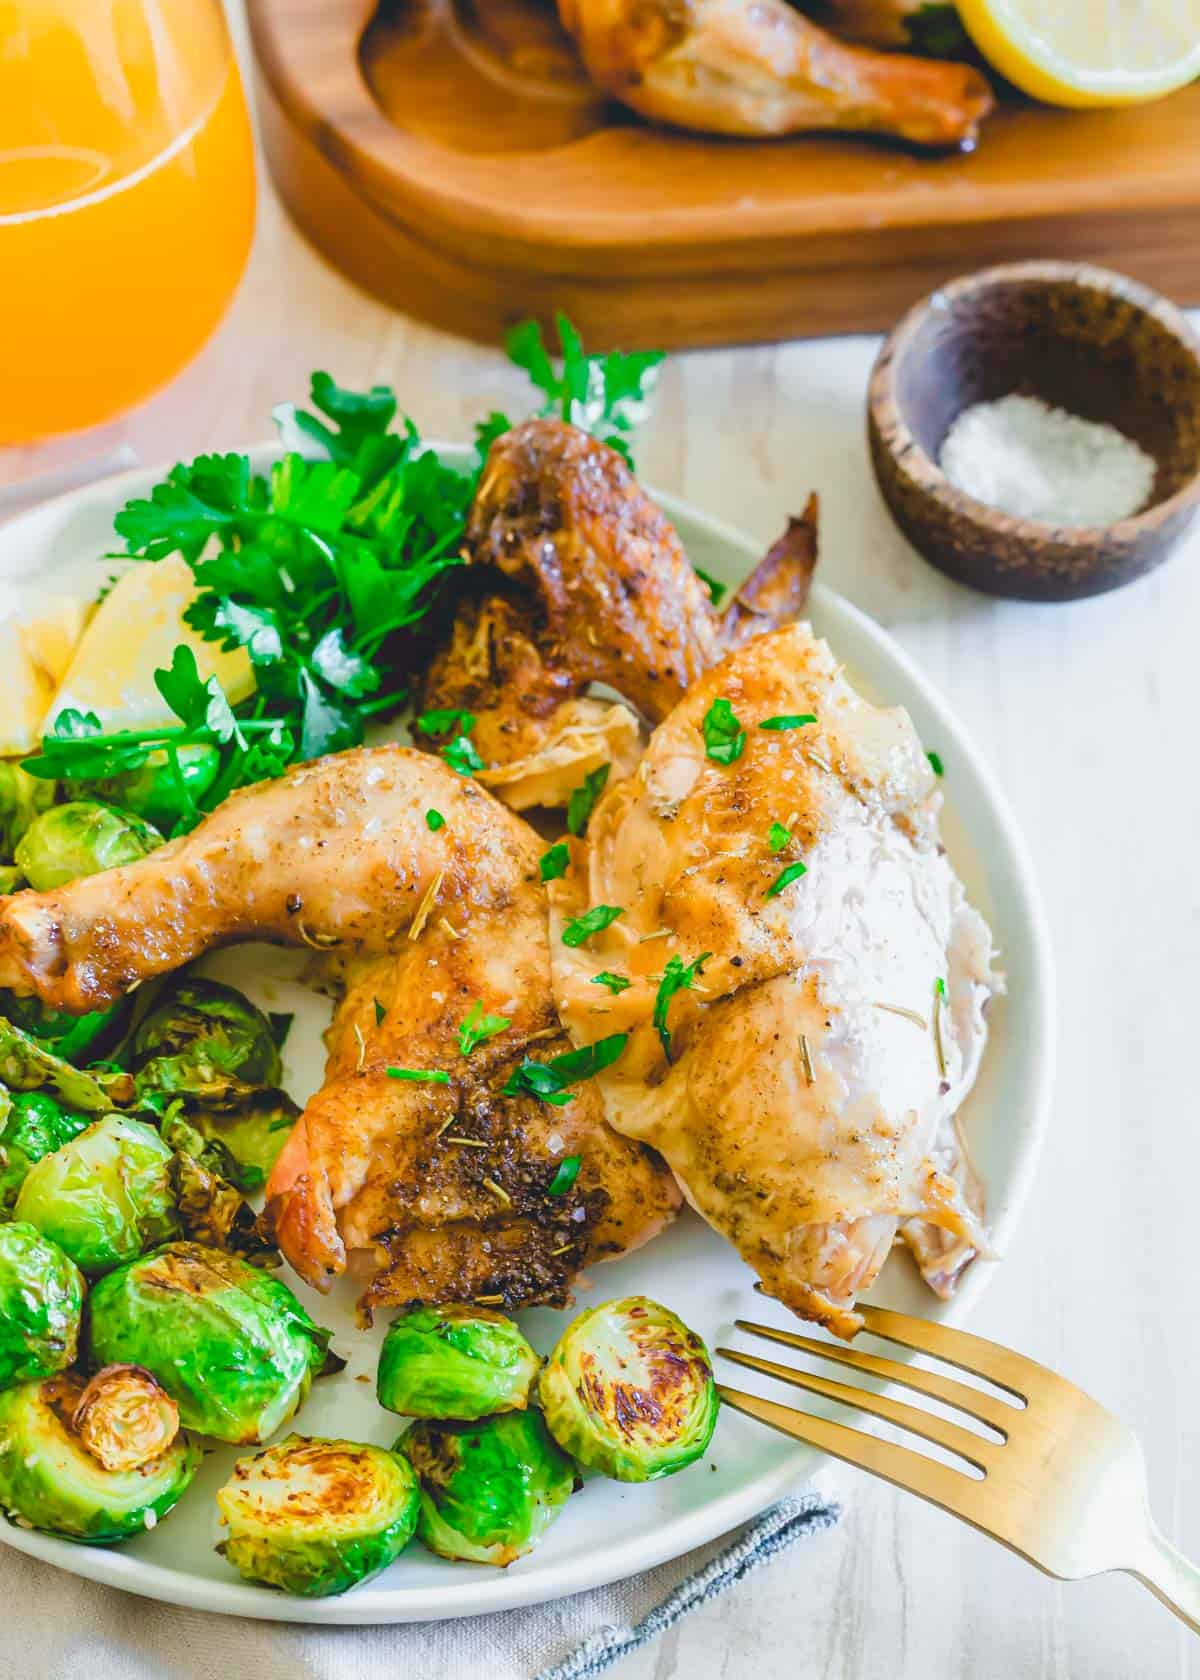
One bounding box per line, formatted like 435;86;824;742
556;0;993;147
419;419;816;807
0;747;678;1312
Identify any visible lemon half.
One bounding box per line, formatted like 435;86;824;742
957;0;1200;106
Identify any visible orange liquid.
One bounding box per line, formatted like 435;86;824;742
0;0;256;444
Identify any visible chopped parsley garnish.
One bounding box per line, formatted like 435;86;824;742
591;971;631;995
653;951;712;1059
694;565;727;605
374;998;386;1026
702;697;745;766
567;763;610;837
759;714;817;731
415;708;475;736
768;821;792;853
540;842;571;883
386;1067;450;1085
458;1000;511;1057
442;734;484;777
425;808;445;832
927;750;945;776
502;1033;628;1106
546;1154;582;1196
562;905;624;948
935;976;947;997
765;860;808;899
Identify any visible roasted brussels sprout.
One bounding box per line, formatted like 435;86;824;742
14;800;163;892
377;1305;540;1422
0;867;21;895
0;1372;199;1542
71;1364;180;1473
168;1150;277;1265
0;990;133;1068
0;1015;133;1112
0;1090;89;1213
14;1114;178;1275
217;1436;421;1596
0;763;53;860
0;1222;84;1390
87;1243;338;1444
130;978;285;1097
538;1296;718;1482
65;743;220;831
404;1410;576;1567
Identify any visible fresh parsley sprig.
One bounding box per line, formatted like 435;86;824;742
653;952;712;1060
502;1033;628;1107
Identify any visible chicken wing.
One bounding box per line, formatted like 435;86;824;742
547;623;997;1336
0;747;678;1312
557;0;993;148
419;418;817;806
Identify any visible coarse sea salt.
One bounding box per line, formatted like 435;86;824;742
939;393;1155;528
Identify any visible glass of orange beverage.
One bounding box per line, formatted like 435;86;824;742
0;0;256;445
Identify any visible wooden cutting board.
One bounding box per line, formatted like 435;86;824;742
246;0;1200;350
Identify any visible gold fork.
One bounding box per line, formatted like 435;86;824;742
718;1304;1200;1632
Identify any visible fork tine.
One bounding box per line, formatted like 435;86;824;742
733;1319;1014;1434
718;1347;995;1469
857;1306;1041;1403
718;1385;992;1526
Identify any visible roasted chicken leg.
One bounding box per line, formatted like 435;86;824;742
0;748;679;1314
548;623;997;1336
556;0;993;148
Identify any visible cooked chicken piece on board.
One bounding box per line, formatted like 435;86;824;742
556;0;993;148
548;623;998;1337
0;747;678;1313
419;418;817;806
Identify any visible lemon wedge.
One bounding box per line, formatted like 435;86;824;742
957;0;1200;106
46;556;254;735
0;589;89;756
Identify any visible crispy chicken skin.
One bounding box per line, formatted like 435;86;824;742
548;624;997;1336
556;0;993;148
419;420;816;806
0;747;678;1311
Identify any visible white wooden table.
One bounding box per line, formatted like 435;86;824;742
4;37;1200;1676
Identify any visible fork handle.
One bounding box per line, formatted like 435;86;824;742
1130;1523;1200;1634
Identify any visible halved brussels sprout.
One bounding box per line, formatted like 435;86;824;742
403;1409;577;1567
72;1364;180;1473
377;1305;540;1422
0;1372;199;1543
14;800;163;892
87;1243;338;1444
217;1435;421;1597
538;1296;718;1482
64;743;220;832
0;1222;84;1390
14;1114;178;1275
0;763;54;861
167;1150;277;1266
0;1090;90;1214
130;978;284;1098
0;990;133;1069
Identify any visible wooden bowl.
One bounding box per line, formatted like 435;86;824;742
867;261;1200;601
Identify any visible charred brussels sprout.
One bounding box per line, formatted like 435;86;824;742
0;763;54;860
14;800;163;892
87;1243;338;1444
217;1436;420;1596
65;743;220;831
538;1296;718;1482
0;1090;89;1213
14;1114;178;1274
377;1306;540;1422
0;1372;199;1542
404;1410;576;1567
0;1222;84;1390
71;1365;180;1473
0;991;133;1069
130;978;284;1096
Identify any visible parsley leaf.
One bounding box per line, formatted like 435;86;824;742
374;999;387;1026
566;763;610;836
415;708;475;737
546;1154;582;1196
927;750;945;776
506;314;662;467
759;714;817;732
386;1067;451;1085
768;821;792;854
425;808;445;832
502;1033;628;1105
442;735;484;777
653;952;712;1059
766;860;808;899
562;905;624;948
540;842;570;883
694;565;727;605
702;698;745;766
458;1000;511;1057
591;971;630;995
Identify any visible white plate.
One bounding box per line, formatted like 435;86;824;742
0;447;1054;1623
